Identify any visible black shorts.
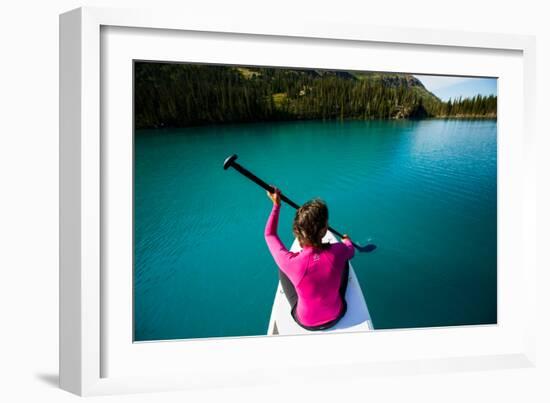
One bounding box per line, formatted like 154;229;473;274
278;260;350;331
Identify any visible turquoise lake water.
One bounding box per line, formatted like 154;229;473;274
134;119;497;341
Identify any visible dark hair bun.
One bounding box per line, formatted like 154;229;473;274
292;198;329;250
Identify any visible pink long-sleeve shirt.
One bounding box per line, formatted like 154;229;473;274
264;203;355;327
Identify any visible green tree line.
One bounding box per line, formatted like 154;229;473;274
434;95;497;117
134;62;497;129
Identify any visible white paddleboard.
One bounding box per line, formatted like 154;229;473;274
267;231;374;335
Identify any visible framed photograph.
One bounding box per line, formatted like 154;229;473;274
59;6;537;396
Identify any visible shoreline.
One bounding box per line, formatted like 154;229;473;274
135;115;497;131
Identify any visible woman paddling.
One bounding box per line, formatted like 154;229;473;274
264;187;355;331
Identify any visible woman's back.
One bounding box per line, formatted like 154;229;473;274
291;243;352;325
264;202;355;327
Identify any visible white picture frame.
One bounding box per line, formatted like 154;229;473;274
59;6;537;396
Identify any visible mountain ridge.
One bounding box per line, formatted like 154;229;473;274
134;63;496;129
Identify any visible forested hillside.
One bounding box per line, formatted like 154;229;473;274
134;62;496;129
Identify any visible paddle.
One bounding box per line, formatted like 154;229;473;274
223;154;376;253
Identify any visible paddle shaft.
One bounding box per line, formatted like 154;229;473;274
227;159;360;248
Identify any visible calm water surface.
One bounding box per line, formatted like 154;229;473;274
134;119;497;341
